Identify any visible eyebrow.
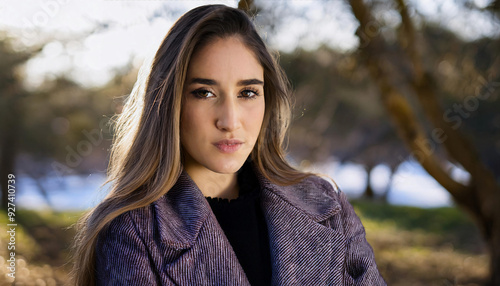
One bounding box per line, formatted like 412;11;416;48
188;78;264;86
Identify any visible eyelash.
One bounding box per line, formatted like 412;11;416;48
191;87;261;100
240;87;261;100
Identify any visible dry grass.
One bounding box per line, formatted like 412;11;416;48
355;201;489;286
0;209;78;285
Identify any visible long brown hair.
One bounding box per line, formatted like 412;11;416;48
69;4;315;285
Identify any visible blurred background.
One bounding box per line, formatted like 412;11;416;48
0;0;499;285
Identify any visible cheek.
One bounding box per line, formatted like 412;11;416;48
245;100;266;136
180;103;205;140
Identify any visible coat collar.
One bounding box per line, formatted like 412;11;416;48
152;159;341;248
250;161;341;222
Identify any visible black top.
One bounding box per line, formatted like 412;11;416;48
205;162;272;286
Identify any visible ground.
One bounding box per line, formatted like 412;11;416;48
0;201;489;285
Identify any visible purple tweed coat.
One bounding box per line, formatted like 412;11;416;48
95;162;386;285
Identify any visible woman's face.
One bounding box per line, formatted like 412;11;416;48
180;36;265;174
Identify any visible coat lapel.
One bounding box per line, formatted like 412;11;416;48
252;163;347;285
152;161;346;285
152;170;251;285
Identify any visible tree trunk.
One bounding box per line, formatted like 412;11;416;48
348;0;500;284
363;164;374;199
490;225;500;286
381;165;396;203
0;92;20;210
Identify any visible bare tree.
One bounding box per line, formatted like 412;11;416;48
347;0;500;284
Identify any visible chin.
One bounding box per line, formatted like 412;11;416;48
208;157;246;174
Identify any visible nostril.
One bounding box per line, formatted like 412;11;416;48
215;113;241;131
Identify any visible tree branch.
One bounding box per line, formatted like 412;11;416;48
394;0;500;212
394;0;423;80
238;0;257;16
348;0;472;204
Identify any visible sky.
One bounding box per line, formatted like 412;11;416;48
0;0;498;88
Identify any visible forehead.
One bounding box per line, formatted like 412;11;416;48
187;36;264;79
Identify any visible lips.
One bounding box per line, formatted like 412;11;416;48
213;139;243;153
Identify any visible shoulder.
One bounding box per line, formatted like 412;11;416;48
266;173;342;222
97;204;156;245
289;173;341;202
98;186;209;248
94;205;164;285
302;174;340;194
292;175;368;238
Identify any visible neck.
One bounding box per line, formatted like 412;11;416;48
184;165;240;200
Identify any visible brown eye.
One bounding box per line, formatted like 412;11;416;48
239;88;260;99
191;89;215;99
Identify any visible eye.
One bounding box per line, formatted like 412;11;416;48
239;88;260;100
191;89;215;99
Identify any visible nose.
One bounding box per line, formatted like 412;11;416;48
216;97;241;132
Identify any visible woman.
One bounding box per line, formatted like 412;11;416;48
70;4;386;285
